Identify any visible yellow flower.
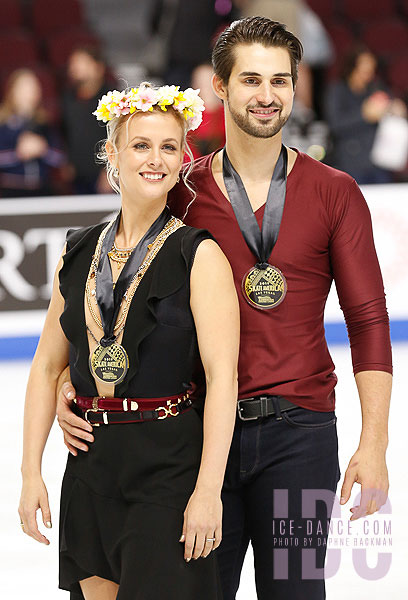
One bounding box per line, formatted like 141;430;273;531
157;85;180;111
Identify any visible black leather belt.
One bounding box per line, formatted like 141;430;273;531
237;395;298;421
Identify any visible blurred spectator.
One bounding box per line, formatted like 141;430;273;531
188;63;225;157
325;46;407;184
0;69;65;198
155;0;236;88
62;46;114;194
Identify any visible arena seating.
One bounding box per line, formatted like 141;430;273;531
45;28;100;70
31;0;84;37
0;31;39;68
341;0;396;21
0;1;100;124
388;53;408;98
0;0;23;29
362;19;408;57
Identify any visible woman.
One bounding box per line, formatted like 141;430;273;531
325;46;405;184
0;68;65;197
18;84;239;599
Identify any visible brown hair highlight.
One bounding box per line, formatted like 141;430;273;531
212;16;303;86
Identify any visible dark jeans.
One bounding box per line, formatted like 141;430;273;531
216;405;341;600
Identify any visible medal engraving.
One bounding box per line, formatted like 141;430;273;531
89;343;129;385
242;265;287;310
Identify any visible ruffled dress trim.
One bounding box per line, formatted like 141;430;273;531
58;220;212;397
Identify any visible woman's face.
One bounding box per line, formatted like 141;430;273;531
10;72;42;116
353;52;377;86
111;110;184;203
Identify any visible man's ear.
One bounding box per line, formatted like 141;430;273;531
211;73;227;102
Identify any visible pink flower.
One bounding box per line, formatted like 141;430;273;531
187;113;203;131
135;87;158;112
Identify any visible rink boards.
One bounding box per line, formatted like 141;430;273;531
0;185;407;359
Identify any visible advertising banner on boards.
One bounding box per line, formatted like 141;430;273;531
0;184;407;359
0;195;119;313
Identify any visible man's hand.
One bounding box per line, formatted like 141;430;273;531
340;446;389;520
56;382;94;455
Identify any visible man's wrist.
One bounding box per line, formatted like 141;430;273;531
358;433;388;452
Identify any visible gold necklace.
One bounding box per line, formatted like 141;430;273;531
108;242;135;268
85;217;185;332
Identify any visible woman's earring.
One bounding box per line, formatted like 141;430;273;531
176;174;180;183
113;168;119;177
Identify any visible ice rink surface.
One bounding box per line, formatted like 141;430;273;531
2;342;406;598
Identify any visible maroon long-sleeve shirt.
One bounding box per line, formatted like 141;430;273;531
169;149;392;411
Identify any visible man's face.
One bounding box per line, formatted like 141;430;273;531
217;43;295;138
68;51;102;85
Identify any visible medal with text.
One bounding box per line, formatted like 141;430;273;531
223;145;288;310
242;264;287;310
89;343;129;385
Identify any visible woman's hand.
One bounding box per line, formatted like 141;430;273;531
18;475;52;545
180;488;222;561
16;131;48;161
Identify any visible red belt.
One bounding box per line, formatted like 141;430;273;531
74;392;193;426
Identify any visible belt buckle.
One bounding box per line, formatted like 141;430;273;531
155;398;182;420
84;397;108;427
155;405;169;419
237;398;259;421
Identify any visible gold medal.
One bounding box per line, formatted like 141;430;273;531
89;343;129;385
242;264;287;310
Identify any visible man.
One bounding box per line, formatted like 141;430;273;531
62;46;113;194
57;17;392;599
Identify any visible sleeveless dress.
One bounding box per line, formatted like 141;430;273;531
57;221;223;600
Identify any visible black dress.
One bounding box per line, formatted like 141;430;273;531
58;221;223;599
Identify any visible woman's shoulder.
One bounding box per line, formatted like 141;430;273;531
170;222;216;260
64;221;109;253
175;222;215;244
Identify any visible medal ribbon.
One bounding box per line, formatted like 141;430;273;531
222;145;288;269
96;206;170;346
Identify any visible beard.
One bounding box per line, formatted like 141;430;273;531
227;98;289;139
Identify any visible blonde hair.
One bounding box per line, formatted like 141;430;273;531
96;84;196;212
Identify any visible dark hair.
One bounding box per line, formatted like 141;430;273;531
341;45;376;81
70;44;105;65
212;16;303;85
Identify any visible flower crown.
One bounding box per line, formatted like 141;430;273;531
93;84;205;131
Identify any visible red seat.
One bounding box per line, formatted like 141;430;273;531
307;0;336;20
31;0;84;37
304;0;337;21
388;54;408;98
0;0;24;29
0;31;39;68
45;28;100;69
30;64;61;123
326;22;356;57
341;0;395;22
324;21;358;81
362;20;408;56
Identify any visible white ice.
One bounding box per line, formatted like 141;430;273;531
1;342;406;598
